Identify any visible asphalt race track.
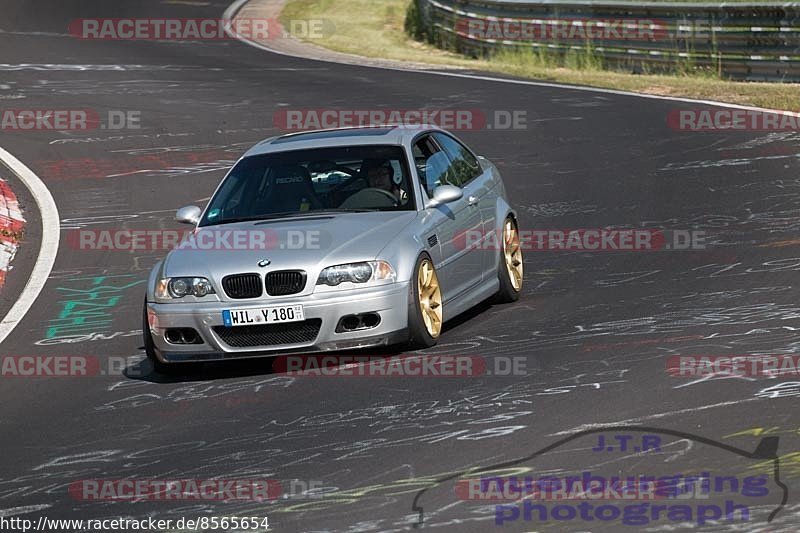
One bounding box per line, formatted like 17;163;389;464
1;0;800;531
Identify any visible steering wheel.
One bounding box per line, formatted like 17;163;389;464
328;173;364;196
364;187;398;202
339;187;398;209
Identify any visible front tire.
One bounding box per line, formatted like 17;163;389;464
406;253;443;349
494;216;523;303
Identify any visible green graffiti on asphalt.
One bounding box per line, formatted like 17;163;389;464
45;274;145;339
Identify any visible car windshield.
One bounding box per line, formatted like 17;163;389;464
200;145;415;226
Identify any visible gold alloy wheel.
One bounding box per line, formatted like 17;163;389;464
417;258;443;338
503;219;524;291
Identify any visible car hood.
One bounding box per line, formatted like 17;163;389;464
162;211;417;286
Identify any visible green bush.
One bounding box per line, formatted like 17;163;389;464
404;0;426;41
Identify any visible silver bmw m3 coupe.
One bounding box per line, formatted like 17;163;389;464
144;125;523;373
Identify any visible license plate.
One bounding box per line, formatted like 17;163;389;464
222;305;305;327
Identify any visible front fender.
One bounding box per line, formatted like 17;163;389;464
145;260;164;302
376;231;427;285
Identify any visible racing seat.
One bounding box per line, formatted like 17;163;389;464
258;165;322;213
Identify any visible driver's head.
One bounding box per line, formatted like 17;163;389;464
366;163;394;191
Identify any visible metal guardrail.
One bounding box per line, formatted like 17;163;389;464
415;0;800;81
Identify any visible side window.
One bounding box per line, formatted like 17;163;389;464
413;134;448;197
424;152;452;197
432;133;482;187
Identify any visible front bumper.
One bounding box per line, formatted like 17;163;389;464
146;282;410;363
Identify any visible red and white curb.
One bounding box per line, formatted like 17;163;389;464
0;178;25;288
0;146;59;347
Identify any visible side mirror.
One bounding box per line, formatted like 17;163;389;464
175;205;202;225
426;185;463;208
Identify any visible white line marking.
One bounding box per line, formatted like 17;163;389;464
0;148;60;346
0;504;52;518
224;0;800;117
546;398;760;436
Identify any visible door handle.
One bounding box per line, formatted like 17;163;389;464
467;196;479;206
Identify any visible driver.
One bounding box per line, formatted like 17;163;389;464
365;162;407;204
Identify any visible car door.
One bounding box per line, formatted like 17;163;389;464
431;132;494;281
413;133;483;304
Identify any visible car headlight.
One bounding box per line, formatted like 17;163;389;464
156;277;216;299
317;261;396;287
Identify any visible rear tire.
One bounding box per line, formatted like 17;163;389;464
494;216;523;303
406;253;442;349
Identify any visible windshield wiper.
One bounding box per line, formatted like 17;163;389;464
311;208;381;214
209;212;308;225
209;209;381;226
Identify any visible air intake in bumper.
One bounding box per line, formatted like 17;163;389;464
212;319;322;348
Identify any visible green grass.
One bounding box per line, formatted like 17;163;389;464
592;0;783;2
281;0;800;110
